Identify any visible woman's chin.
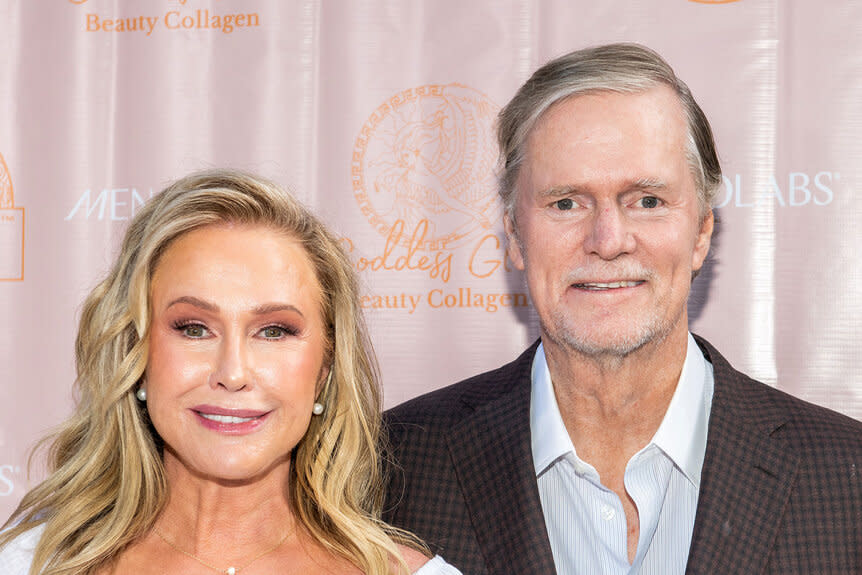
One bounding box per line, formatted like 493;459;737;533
164;449;291;486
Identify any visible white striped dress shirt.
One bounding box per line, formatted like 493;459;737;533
530;333;715;574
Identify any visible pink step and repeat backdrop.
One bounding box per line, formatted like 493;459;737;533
1;0;860;517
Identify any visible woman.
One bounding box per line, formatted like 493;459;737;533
0;170;461;575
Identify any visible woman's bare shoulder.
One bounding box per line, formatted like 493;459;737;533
397;544;431;572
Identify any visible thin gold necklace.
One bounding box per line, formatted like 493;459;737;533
155;526;293;575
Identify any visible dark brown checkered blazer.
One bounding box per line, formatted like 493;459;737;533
383;336;862;574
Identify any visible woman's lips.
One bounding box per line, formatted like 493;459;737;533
199;413;259;424
191;405;271;434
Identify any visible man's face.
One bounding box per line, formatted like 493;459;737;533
506;85;713;358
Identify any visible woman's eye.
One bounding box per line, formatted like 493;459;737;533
554;198;574;211
262;326;288;339
180;324;208;338
639;196;660;209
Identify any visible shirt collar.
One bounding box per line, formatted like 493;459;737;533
530;343;576;476
530;333;714;487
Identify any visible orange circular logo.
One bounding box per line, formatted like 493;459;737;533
0;153;13;209
352;83;500;251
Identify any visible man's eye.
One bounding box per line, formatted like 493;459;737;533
554;198;574;211
639;196;660;209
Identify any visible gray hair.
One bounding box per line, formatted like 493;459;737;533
497;43;721;219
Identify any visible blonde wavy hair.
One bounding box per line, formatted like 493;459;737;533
1;169;421;575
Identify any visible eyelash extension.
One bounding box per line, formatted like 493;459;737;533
170;319;205;331
262;323;301;337
168;320;301;338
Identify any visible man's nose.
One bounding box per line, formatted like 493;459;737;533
210;335;250;391
582;205;635;260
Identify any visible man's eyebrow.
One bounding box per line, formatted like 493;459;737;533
537;179;667;199
538;185;579;198
630;177;667;190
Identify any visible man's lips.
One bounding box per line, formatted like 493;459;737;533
572;280;645;291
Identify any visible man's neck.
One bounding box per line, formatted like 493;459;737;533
542;328;689;473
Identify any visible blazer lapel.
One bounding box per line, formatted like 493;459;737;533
446;344;558;575
686;338;799;575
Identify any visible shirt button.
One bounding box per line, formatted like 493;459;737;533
600;505;616;521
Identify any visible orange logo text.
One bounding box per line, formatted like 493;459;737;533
85;9;259;35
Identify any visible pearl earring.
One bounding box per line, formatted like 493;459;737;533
312;368;332;416
135;387;147;402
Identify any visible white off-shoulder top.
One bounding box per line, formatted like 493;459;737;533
0;525;463;574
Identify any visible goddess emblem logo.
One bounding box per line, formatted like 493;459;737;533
352;84;500;251
0;152;24;281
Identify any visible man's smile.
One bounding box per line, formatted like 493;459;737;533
572;280;645;290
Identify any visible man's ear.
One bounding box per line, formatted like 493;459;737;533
691;208;714;274
504;211;525;271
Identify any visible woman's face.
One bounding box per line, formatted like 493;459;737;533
145;223;328;483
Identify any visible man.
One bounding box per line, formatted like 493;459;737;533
383;44;862;575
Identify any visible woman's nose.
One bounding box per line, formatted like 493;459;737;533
209;336;250;391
